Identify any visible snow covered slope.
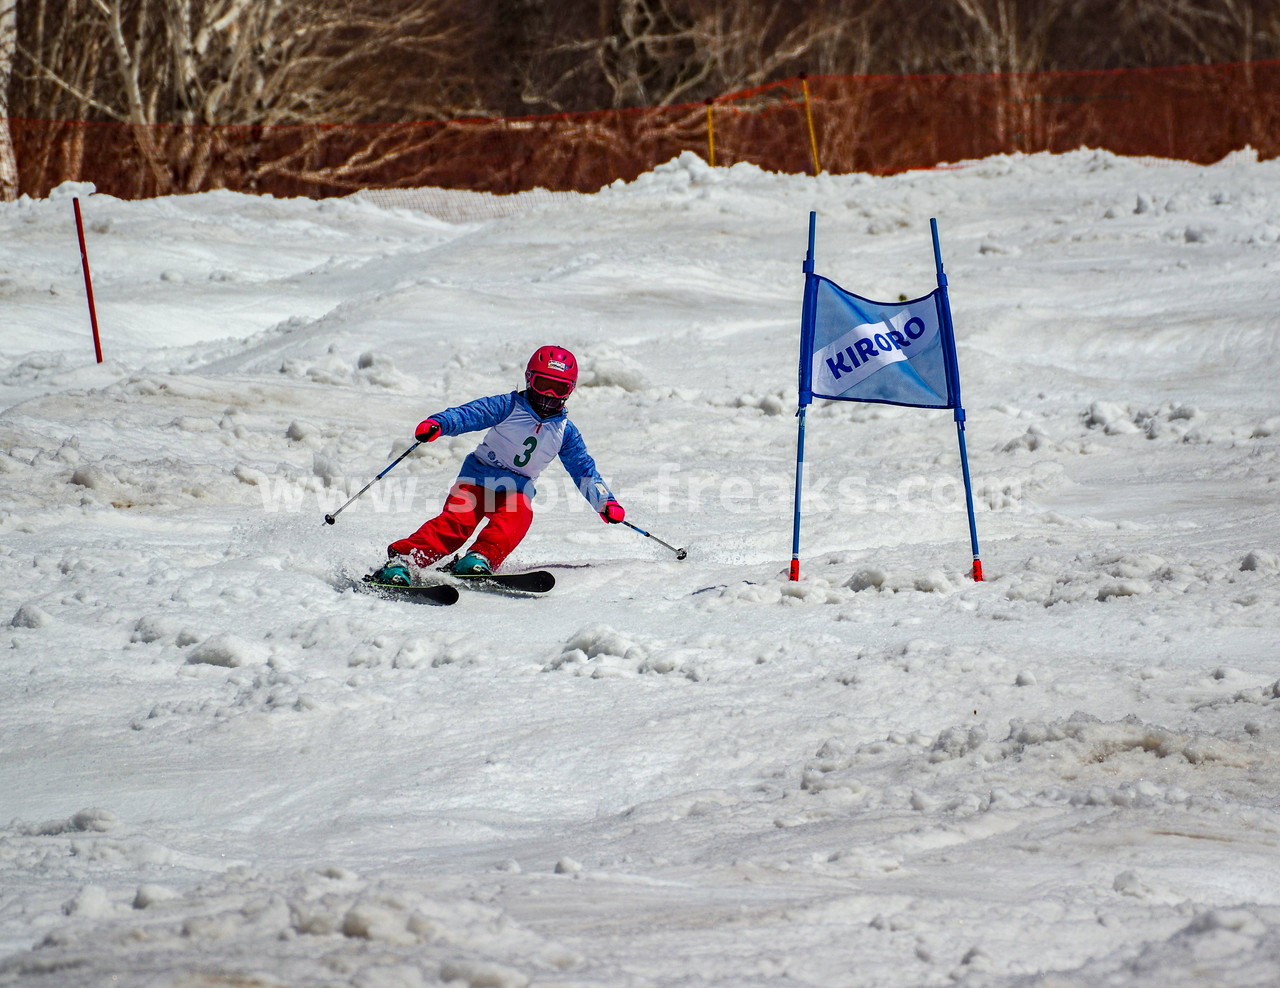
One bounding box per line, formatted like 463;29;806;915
1;150;1278;987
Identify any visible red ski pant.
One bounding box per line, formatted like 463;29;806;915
388;483;532;571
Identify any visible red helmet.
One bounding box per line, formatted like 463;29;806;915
525;345;578;400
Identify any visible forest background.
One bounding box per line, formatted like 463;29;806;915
1;0;1279;199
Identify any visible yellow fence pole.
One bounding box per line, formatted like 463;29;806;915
705;99;717;167
801;75;821;175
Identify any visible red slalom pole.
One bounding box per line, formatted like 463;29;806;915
73;198;103;364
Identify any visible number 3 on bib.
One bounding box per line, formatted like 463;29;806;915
513;435;538;468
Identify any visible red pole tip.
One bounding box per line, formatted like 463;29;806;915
972;559;984;582
789;559;801;582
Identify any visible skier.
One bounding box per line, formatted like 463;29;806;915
371;345;624;585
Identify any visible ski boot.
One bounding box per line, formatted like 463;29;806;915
452;551;492;576
370;557;413;586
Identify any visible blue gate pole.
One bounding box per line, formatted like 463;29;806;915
790;407;808;582
930;218;984;581
791;211;818;581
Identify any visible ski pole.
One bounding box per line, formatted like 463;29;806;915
322;441;420;526
621;519;687;560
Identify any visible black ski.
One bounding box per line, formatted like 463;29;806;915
451;570;555;595
358;576;460;605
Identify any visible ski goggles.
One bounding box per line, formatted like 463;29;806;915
529;373;574;398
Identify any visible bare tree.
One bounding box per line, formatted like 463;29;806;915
798;0;888;78
1130;0;1280;66
571;0;706;109
9;0;481;194
928;0;1084;149
684;1;885;96
14;0;478;125
0;2;18;198
509;0;888;112
941;0;1076;74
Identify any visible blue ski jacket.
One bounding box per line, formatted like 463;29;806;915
429;391;614;510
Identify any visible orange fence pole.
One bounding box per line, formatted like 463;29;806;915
705;100;717;166
800;75;821;175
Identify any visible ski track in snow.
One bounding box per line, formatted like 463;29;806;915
1;152;1279;987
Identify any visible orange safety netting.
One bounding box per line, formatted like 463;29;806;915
7;60;1279;200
